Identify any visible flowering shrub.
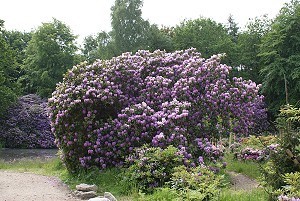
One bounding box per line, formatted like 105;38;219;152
0;94;55;148
49;49;267;172
236;147;264;161
234;144;279;162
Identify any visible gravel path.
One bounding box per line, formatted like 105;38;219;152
0;170;81;201
228;171;260;191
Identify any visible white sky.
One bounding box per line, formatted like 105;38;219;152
0;0;290;45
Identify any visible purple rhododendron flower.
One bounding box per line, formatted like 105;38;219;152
48;49;268;171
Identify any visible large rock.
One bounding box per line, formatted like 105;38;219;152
88;197;110;201
74;190;97;199
76;183;98;192
104;192;117;201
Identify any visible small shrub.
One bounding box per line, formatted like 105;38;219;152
277;172;300;201
261;105;300;199
0;94;55;148
169;165;224;200
123;145;184;193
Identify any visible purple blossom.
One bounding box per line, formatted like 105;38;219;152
0;94;55;148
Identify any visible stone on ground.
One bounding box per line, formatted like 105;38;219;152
74;190;97;199
104;192;117;201
76;183;98;192
88;197;110;201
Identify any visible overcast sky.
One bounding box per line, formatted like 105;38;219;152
0;0;290;45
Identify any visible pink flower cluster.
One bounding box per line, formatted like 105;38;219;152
49;49;266;171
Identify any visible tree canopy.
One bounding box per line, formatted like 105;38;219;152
259;0;300;114
111;0;150;54
21;18;78;97
172;17;236;65
0;20;18;115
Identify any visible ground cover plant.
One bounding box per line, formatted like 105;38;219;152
0;94;55;148
49;48;267;173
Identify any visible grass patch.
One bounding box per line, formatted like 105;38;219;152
0;158;64;176
219;188;269;201
224;153;262;180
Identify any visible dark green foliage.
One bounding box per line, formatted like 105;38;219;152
146;25;174;52
259;0;300;115
233;15;271;83
172;17;235;64
82;31;116;63
227;14;239;44
2;30;32;68
0;21;18;116
21;18;78;97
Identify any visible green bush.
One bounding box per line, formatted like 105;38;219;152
123;145;184;193
260;105;300;200
169;165;224;201
276;172;300;199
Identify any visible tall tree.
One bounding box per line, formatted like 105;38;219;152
83;31;115;63
233;15;271;83
3;30;32;68
111;0;150;54
259;0;300;115
146;25;174;52
227;14;239;43
21;18;78;97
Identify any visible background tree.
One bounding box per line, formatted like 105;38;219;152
227;14;239;43
3;30;32;68
21;18;78;97
0;20;18;116
83;31;115;63
259;0;300;115
172;17;236;65
233;15;271;83
146;24;174;52
111;0;150;54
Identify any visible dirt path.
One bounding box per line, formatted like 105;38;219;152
227;171;260;191
0;170;81;201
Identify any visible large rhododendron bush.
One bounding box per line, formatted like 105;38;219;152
49;49;267;172
0;94;55;148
